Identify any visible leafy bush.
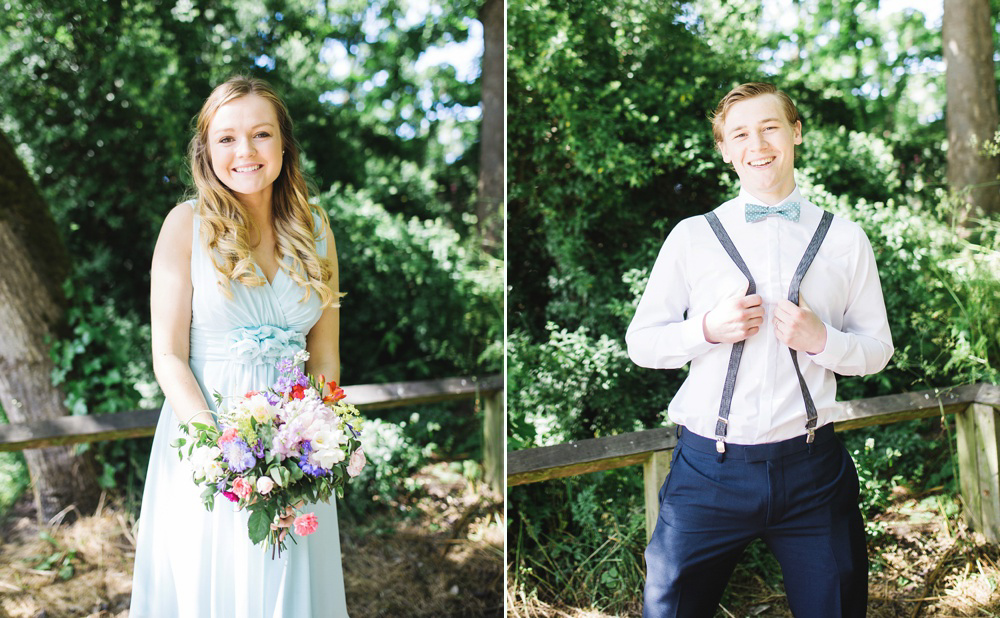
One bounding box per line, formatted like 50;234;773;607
343;401;484;522
0;405;29;518
799;182;1000;394
323;185;502;384
797;125;902;204
507;325;678;451
46;274;156;496
842;419;956;536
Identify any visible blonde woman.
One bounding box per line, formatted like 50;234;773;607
130;76;349;616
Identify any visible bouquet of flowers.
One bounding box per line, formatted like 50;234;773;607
171;350;366;556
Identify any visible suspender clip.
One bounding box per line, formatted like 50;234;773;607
715;439;726;454
806;428;815;444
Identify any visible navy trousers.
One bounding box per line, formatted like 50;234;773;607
643;424;868;618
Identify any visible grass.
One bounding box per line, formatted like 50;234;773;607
507;488;1000;618
0;461;502;618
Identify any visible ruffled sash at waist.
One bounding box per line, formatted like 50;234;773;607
190;325;306;365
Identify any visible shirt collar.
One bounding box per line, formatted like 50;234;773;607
722;185;821;225
736;185;804;210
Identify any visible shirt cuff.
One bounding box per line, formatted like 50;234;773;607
681;310;717;357
809;322;847;368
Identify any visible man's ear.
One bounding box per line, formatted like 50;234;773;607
718;141;731;163
793;120;802;145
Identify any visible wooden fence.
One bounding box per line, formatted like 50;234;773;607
0;374;504;492
508;382;1000;542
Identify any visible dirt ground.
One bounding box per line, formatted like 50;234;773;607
508;488;1000;618
0;463;503;618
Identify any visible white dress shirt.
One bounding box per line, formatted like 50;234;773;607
626;186;893;444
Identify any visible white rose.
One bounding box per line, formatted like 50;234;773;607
256;476;275;495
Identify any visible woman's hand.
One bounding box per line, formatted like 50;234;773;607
269;502;307;542
184;410;216;432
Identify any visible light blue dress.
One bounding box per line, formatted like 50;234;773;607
130;203;349;617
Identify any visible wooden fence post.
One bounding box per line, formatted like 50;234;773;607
956;403;1000;542
643;450;671;542
483;389;503;494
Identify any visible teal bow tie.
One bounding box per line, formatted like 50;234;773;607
745;202;800;223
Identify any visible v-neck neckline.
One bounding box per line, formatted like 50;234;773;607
256;262;284;287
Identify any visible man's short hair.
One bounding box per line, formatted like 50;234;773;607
710;82;801;148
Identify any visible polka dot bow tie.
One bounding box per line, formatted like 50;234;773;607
745;202;800;223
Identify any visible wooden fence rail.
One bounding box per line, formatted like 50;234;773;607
0;374;504;491
508;382;1000;541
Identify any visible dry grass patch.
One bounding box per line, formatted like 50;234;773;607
507;490;1000;618
0;462;502;618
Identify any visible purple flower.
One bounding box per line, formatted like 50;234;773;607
273;357;309;397
252;438;266;459
222;439;257;473
297;441;329;477
274;374;294;395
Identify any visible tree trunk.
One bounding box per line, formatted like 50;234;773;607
477;0;503;254
944;0;1000;222
0;130;99;521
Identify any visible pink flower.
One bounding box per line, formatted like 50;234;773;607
218;427;240;447
256;476;275;495
293;512;318;536
347;448;366;477
232;477;253;501
220;490;239;502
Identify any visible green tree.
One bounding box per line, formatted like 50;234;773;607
689;0;946;202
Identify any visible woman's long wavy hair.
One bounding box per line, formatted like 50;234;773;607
188;75;339;308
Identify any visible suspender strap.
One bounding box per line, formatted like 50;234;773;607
703;210;834;453
704;212;755;452
786;211;834;441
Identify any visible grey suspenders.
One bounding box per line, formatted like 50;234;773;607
704;210;835;454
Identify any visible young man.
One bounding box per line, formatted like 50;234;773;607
626;82;893;617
